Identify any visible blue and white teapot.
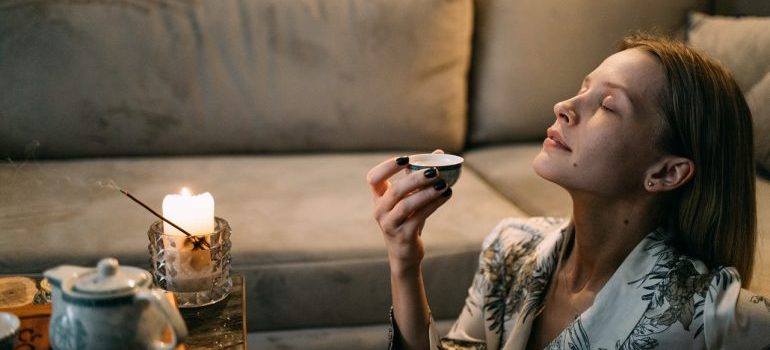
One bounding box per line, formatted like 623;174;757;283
44;258;188;350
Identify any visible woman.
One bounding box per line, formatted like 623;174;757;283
366;34;770;349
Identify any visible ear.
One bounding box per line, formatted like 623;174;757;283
644;156;694;192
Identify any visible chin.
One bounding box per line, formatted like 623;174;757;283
533;150;578;193
532;150;560;184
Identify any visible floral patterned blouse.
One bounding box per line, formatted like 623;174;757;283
389;217;770;349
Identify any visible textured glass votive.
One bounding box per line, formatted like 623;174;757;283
147;217;232;307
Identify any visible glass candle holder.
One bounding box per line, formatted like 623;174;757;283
147;217;232;307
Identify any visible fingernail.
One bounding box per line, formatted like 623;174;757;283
424;167;437;178
441;187;453;198
396;156;409;166
433;179;447;191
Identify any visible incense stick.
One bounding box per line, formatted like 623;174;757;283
119;188;210;249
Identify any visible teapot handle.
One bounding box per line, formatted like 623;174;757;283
136;289;189;350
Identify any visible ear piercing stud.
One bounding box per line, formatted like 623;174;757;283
647;181;654;187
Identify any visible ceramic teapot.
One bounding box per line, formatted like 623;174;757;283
44;258;188;350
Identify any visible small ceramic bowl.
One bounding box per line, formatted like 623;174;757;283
407;153;464;187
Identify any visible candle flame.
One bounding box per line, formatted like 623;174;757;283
180;187;192;196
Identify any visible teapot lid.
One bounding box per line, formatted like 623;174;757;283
72;258;150;295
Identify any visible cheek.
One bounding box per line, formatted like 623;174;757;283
579;132;655;184
532;122;658;193
579;134;626;165
570;133;648;187
576;117;653;168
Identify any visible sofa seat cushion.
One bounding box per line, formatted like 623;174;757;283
464;143;572;217
247;318;456;350
0;153;524;330
465;143;770;296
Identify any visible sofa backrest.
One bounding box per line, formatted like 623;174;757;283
0;0;472;159
468;0;711;145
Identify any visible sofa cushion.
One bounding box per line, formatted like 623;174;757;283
755;176;770;296
0;0;472;159
0;153;525;330
749;73;770;173
464;143;572;217
468;0;709;145
686;12;770;173
247;318;455;350
687;12;770;93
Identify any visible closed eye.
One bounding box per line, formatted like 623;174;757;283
600;96;616;113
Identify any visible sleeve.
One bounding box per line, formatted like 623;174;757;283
438;270;488;349
703;267;770;349
436;219;529;349
387;221;512;350
386;275;488;350
387;217;553;350
387;306;449;350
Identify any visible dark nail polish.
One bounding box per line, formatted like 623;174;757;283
433;179;447;191
442;187;453;198
424;168;437;178
396;156;409;166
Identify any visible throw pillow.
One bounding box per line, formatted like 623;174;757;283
687;12;770;172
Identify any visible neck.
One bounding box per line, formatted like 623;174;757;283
561;191;663;293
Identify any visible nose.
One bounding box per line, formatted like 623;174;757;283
553;100;577;125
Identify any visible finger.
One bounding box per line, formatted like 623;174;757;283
383;178;448;227
378;167;441;215
432;149;445;154
410;187;452;224
367;155;410;196
400;188;452;235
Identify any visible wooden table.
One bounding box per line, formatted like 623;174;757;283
177;275;248;349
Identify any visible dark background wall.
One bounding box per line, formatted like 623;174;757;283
713;0;770;16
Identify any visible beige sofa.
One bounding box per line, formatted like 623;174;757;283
0;0;768;348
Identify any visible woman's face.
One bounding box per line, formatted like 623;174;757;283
533;48;666;197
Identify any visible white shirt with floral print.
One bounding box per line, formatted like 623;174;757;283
389;217;770;350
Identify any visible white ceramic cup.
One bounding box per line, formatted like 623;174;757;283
407;153;464;187
0;312;19;350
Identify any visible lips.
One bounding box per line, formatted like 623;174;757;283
546;128;572;152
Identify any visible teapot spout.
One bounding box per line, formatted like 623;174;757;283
44;265;91;287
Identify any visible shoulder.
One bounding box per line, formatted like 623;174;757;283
621;237;770;347
700;266;770;347
476;217;568;274
471;218;567;323
481;217;569;251
639;238;736;312
649;252;770;345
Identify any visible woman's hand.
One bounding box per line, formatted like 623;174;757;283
368;151;452;350
367;151;453;274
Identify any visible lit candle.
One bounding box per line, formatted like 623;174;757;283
160;187;216;292
162;187;215;236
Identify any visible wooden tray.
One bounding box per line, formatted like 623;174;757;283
0;276;51;349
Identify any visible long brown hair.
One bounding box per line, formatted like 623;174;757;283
620;34;757;286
